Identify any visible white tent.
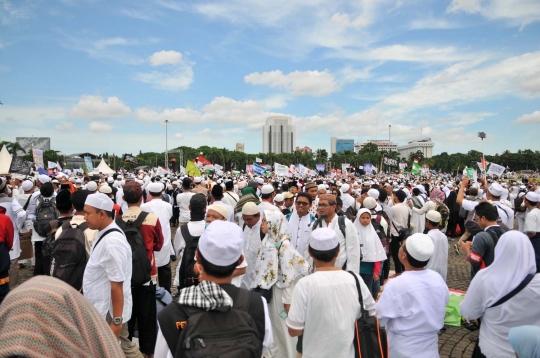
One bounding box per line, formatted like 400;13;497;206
0;145;12;174
96;158;115;175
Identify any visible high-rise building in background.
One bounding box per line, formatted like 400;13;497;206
354;139;399;153
397;138;434;159
262;116;296;154
236;143;244;152
330;137;354;153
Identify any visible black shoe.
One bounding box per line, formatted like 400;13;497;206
170;255;177;262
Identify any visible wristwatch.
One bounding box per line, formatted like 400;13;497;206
112;317;123;325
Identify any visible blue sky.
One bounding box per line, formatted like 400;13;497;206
1;0;539;156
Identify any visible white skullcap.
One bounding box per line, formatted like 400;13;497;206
75;179;82;184
317;184;326;191
117;175;123;180
107;177;114;183
526;192;539;202
367;188;379;199
363;197;377;210
405;233;434;262
341;184;350;193
21;180;33;192
85;192;114;211
148;182;163;193
261;184;274;195
426;210;441;223
194;177;202;183
257;178;264;185
274;193;284;202
488;182;504;197
309;228;338;251
208;204;229;220
172;181;179;186
242;202;259;216
86;181;98;192
99;185;112;194
198;220;243;266
38;174;50;184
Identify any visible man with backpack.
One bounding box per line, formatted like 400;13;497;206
118;181;164;358
82;192;140;357
155;220;272;358
460;202;506;279
173;193;207;293
311;194;360;273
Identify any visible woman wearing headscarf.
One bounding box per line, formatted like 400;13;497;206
509;325;540;358
354;208;387;297
0;276;125;358
234;186;261;226
252;210;310;358
460;231;540;358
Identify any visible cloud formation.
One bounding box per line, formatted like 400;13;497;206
245;70;339;96
68;95;131;120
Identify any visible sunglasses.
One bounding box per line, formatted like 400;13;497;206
296;201;310;206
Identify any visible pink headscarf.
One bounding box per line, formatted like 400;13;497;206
430;188;445;204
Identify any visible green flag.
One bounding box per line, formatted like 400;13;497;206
465;167;475;178
411;162;421;175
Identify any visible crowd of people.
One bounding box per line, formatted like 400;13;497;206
0;168;539;358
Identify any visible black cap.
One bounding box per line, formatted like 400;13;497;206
225;181;234;190
56;189;73;211
211;184;223;198
190;193;207;211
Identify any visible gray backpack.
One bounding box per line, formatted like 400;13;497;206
33;196;59;237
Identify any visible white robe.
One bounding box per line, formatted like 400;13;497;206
426;229;448;281
266;284;297;358
241;219;262;289
410;196;425;234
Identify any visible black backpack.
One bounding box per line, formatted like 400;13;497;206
115;212;151;287
371;214;389;254
175;289;263;358
34;196;59;237
345;203;359;222
179;224;202;289
50;221;88;291
41;218;71;274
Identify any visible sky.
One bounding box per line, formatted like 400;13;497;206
1;0;540;157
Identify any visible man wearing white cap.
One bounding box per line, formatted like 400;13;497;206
82;193;141;357
258;184;280;213
191;177;207;196
287;228;375;358
155;220;272;358
241;202;263;290
524;192;540;270
376;233;449;358
141;182;173;293
340;184;355;212
425;210;448;281
457;177;514;229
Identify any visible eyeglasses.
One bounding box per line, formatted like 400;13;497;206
318;203;335;208
296;201;310;206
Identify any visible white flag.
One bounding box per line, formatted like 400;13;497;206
274;162;288;176
214;164;223;171
256;157;262;163
486;163;505;177
47;161;57;169
56;162;63;172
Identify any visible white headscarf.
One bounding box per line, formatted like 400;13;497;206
460;231;536;319
354;208;387;262
252;210;310;290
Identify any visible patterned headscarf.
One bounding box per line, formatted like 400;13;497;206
234;186;261;214
252;210;310;290
430;187;446;204
0;276;125;358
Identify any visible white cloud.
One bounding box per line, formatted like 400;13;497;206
68;95;131;120
515;111;540;124
55;121;76;131
0;105;66;125
245;70;339;96
149;50;183;66
447;0;540;28
333;45;476;63
409;18;460;30
381;52;540;114
135;65;194;90
198;127;244;136
135;107;202;123
89;122;114;132
174;133;184;139
435;112;496;126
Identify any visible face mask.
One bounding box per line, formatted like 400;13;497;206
205;222;210;228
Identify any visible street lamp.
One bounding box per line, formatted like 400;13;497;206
164;120;169;168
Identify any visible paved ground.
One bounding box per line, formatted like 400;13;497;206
16;230;477;357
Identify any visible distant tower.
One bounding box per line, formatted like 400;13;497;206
262;116;296;154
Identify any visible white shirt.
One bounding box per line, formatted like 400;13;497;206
287;212;314;260
83;221;133;323
426;229;449;282
524;208;540;234
312;215;360;273
258;201;280;214
0;197;25;259
340;193;355;212
154;295;273;358
241;219;262;289
16;192;33;233
376;269;449;358
390;202;410;237
115;187;128;214
287;270;376;358
220;191;239;209
141;198;173;267
176;192;194;223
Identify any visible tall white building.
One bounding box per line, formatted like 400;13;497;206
397;138;434;159
262;116;296;154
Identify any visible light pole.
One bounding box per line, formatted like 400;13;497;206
164;120;169;168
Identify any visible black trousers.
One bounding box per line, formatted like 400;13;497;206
158;262;171;293
128;283;157;355
382;258;390;281
34;241;44;276
472;340;486;358
390;235;404;274
171;207;179;225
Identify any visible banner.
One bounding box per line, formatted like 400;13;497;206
253;163;266;176
47;161;57;169
255;157;262;163
411;162;421;175
8;156;33;175
364;163;373;175
274;163;289;176
32;149;44;169
186;160;201;177
464;167;475;179
179;166;186;174
245;164;253;175
56;162;63;172
316;163;325;172
487;163;505;177
122;154;139;165
383;157;398;167
399;163;407;170
83;156;93;172
289;164;297;175
342;163;350;173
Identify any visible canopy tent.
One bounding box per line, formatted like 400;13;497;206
0;145;12;174
95;158;115;175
